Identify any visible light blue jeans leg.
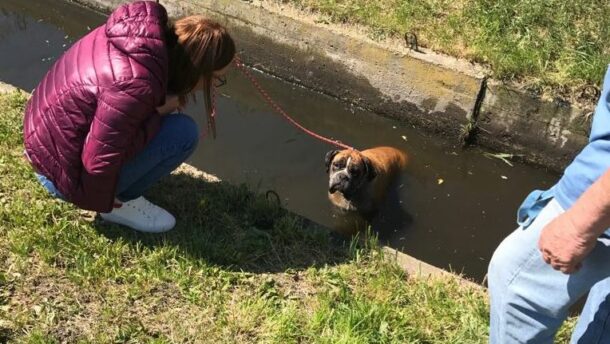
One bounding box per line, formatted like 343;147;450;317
35;173;65;199
488;199;610;343
571;275;610;343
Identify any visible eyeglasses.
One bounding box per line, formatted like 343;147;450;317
213;75;227;88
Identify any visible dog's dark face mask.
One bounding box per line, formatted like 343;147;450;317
325;150;376;198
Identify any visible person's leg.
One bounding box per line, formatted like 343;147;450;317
99;113;199;233
35;173;64;200
571;270;610;343
115;113;199;201
488;199;610;343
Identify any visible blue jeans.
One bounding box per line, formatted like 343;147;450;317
36;113;199;205
488;198;610;343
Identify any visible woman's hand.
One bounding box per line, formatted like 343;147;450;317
156;95;182;115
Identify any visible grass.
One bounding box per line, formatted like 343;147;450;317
274;0;610;103
0;90;577;342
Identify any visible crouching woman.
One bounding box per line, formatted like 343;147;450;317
23;1;235;232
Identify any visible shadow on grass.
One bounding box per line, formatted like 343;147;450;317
93;171;351;273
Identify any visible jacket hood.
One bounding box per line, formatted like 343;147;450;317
105;1;168;64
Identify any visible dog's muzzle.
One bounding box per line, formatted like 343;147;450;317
329;183;340;194
329;172;350;194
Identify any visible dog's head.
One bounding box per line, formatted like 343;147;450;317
325;149;376;198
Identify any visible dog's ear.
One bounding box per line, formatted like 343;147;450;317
325;150;339;173
363;156;377;181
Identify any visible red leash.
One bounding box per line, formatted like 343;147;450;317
210;56;354;151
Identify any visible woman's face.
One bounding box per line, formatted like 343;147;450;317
193;63;232;91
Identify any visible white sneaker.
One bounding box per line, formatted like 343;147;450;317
99;196;175;233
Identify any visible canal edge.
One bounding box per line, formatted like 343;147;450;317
70;0;592;172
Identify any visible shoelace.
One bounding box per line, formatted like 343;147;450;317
127;198;154;220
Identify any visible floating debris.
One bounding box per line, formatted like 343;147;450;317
401;135;407;141
483;152;517;167
437;178;444;185
501;175;508;180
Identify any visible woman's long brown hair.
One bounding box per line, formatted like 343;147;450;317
166;16;236;137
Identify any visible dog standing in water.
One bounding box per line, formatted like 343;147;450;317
325;146;408;219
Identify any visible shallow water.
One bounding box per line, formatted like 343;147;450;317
188;71;558;282
0;0;560;282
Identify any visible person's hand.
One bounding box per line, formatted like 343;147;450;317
156;95;182;115
538;210;597;274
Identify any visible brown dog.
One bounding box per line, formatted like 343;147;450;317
325;146;407;216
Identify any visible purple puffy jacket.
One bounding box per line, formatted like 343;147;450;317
23;1;169;212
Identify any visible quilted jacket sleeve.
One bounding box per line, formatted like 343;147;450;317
78;78;162;212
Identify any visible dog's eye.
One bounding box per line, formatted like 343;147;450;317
349;166;359;175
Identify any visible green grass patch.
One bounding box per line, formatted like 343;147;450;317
279;0;609;101
0;91;577;342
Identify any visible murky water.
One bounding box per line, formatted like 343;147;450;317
0;0;105;92
0;0;560;282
